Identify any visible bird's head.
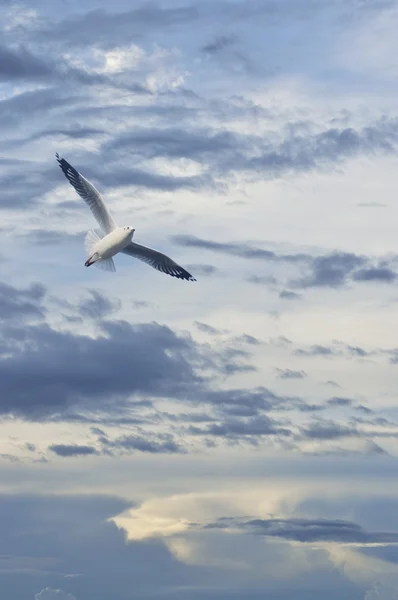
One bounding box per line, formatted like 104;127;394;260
123;226;135;238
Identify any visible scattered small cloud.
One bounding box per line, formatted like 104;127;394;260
49;444;98;457
327;397;353;407
276;368;307;379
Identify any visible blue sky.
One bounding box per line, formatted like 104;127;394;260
1;0;398;599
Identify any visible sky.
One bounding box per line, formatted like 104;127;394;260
1;0;398;598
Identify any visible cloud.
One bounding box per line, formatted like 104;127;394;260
35;587;76;600
100;433;185;455
0;159;62;209
345;345;370;357
185;264;219;277
0;308;205;419
202;35;238;55
356;405;373;414
174;236;398;290
276;368;307;380
301;419;359;440
49;444;98;457
324;380;343;388
327;397;353;407
295;345;339;357
173;235;308;263
188;414;292;443
0;281;46;322
131;301;152;310
204;516;398;545
0;490;360;600
0;44;52;80
352;267;397;282
24;443;36;452
194;322;224;335
0;283;269;428
293;252;366;288
38;5;200;47
78;290;121;320
279;290;302;300
103;126;246;163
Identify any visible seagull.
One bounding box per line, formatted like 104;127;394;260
55;153;196;281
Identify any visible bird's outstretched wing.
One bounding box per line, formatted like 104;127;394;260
56;153;117;234
121;242;196;281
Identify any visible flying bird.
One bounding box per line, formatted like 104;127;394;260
55;153;196;281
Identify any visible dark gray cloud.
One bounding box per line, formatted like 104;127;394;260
236;334;261;345
173;235;309;263
245;121;398;177
389;351;398;364
0;45;52;80
248;275;278;286
99;116;398;187
0;292;206;418
24;443;37;452
174;236;398;290
295;342;376;360
0;159;62;209
80;163;215;193
293;252;366;288
327;397;353;407
295;345;339;357
185;264;219;277
202;34;238;55
276;368;307;380
324;380;343;388
0;453;22;463
194;322;224;335
131;300;152;310
204;516;398;544
356;404;373;414
0;88;81;132
352;267;397;282
49;444;98;457
38;5;200;47
0;43;147;93
100;432;185;455
0;282;274;426
301;419;359;440
200;386;321;420
345;345;370;357
188;414;292;442
0;281;46;323
279;290;301;300
0;322;199;419
78;290;121;320
103;126;247;162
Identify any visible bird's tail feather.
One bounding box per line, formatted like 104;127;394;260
94;258;116;272
84;229;101;256
84;229;116;272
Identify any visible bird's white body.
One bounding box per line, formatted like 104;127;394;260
86;227;135;266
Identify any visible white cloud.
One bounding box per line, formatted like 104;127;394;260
35;588;76;600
